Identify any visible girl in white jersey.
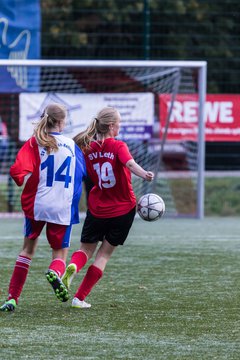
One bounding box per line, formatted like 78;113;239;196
0;103;86;312
62;107;154;309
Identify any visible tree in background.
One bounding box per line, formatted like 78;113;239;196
41;0;240;93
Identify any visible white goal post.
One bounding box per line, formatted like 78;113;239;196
0;59;207;218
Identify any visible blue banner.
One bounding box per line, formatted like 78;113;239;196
0;0;40;92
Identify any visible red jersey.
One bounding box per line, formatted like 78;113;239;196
85;138;136;218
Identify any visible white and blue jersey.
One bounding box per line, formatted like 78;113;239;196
10;133;86;225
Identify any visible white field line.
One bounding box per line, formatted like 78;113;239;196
159;171;240;179
0;212;146;219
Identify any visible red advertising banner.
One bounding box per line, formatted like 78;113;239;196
159;94;240;141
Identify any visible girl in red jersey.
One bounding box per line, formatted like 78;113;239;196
62;106;154;308
0;103;86;312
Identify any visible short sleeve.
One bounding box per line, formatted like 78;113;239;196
117;141;133;165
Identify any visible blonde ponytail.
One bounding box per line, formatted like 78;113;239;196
34;103;66;154
73;107;120;152
73;119;97;152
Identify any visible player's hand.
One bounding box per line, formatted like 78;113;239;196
145;171;154;182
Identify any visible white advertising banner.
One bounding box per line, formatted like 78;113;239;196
19;92;154;141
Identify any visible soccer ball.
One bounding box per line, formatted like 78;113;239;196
137;193;165;222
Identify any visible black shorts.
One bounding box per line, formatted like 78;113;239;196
81;207;136;246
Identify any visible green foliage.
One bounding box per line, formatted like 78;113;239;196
205;177;240;216
41;0;240;92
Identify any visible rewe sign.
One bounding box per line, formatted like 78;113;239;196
159;94;240;141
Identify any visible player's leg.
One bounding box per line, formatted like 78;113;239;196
45;223;72;302
62;243;97;290
0;218;44;312
72;240;115;309
62;210;100;290
72;207;136;309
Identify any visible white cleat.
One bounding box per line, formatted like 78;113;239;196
72;297;91;309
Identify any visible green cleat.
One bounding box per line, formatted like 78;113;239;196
62;263;77;290
45;270;69;302
0;299;16;312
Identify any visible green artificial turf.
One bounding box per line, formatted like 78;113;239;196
0;217;239;360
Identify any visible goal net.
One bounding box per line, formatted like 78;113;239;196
0;60;206;218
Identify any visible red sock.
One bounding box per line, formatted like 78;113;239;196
70;250;88;272
49;258;66;277
8;255;31;304
75;264;103;301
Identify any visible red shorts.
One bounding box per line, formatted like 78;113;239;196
24;217;72;250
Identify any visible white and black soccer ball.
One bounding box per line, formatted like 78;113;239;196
137;193;165;222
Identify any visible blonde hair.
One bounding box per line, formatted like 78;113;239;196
34;103;67;154
73;107;120;152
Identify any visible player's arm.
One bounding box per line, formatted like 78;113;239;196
118;142;154;181
10;138;36;186
126;159;154;181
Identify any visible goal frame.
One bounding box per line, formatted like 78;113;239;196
0;59;207;219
